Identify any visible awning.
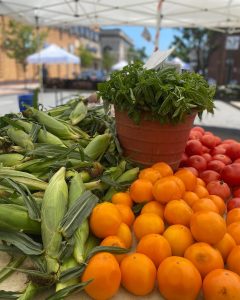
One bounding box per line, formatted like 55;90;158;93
1;0;240;32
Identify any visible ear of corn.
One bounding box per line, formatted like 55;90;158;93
69;101;88;125
26;108;80;140
41;167;68;274
68;173;85;207
55;257;78;291
16;120;66;147
0;168;48;190
0;204;41;234
0;153;25;167
7;127;34;150
84;133;111;160
104;167;139;200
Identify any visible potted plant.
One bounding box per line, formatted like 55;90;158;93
98;62;215;169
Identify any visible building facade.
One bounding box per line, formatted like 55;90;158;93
99;29;133;63
208;33;240;85
0;17;102;83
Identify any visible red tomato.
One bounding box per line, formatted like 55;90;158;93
185;140;203;156
202;146;210;153
191;126;205;134
222;139;238;144
221;163;240;186
200;170;221;185
214;136;222;146
221;143;231;150
201;134;217;149
211;146;226;156
227;198;240;212
189;130;203;140
212;154;232;165
183;167;199;177
233;187;240;198
179;153;188;167
206;180;231;201
234;158;240;164
202;153;212;163
204;131;214;136
226;143;240;160
207;160;226;174
187;155;207;172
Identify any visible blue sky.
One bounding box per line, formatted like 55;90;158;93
106;26;181;57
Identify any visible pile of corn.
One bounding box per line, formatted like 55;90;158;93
0;97;138;299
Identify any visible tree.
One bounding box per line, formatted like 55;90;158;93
78;46;94;68
102;50;115;72
3;19;47;79
127;46;148;63
170;28;219;76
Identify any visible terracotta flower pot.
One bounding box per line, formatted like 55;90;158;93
115;109;196;170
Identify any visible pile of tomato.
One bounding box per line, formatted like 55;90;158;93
180;126;240;212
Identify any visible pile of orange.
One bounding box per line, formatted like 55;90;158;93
82;162;240;300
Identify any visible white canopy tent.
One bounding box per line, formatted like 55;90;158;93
111;60;128;71
1;0;240;32
26;44;80;64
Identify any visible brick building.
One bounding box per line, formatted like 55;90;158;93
208;32;240;85
0;17;102;83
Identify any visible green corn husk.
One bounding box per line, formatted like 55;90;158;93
0;184;14;197
15;119;66;147
0;204;40;234
0;168;48;190
7;127;34;150
55;257;78;291
0;153;25;167
41;167;68;274
83;234;100;260
24;108;80;140
18;282;40;300
84;133;111;160
104;167;140;200
69;101;88;125
69;173;89;264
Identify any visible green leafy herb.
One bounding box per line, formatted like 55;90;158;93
98;62;215;124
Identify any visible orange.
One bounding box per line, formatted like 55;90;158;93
184;242;224;278
203;269;240;300
153;176;185;204
151;162;173;177
90;202;122;238
164;199;193;226
227;222;240;245
182;191;200;207
133;213;165;240
120;253;156;296
100;236;127;263
163;224;194;256
117;223;132;248
157;256;202;300
214;233;236;262
139;167;162;184
129;179;153;203
226;208;240;225
209;195;226;216
196;177;206;187
136;233;172;268
227;245;240;276
111;192;133;207
82;252;121;300
114;204;135;227
192;197;219;213
175;168;197;191
190;211;226;245
194;184;209;198
140;200;164;218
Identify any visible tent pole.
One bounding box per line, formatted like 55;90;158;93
154;0;164;51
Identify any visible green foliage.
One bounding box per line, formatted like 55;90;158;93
98;61;215;124
170;28;219;75
127;46;148;63
78;46;94;68
3;19;47;73
102;50;115;72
